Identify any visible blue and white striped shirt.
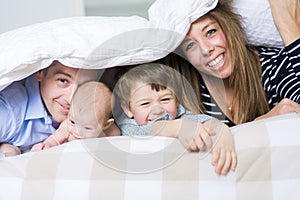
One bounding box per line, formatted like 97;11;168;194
200;38;300;127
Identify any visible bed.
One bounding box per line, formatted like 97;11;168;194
0;0;297;199
0;113;299;199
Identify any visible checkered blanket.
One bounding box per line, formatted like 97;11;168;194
0;113;299;200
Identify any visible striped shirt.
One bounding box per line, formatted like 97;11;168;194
200;38;300;127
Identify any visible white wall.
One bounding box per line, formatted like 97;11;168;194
0;0;84;34
84;0;155;17
0;0;155;34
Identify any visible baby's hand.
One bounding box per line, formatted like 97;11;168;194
203;120;237;175
31;142;45;152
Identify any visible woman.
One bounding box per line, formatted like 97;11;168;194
160;0;300;126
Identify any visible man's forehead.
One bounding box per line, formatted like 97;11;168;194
47;63;102;81
76;68;103;81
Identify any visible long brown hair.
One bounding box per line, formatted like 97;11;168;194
162;2;269;124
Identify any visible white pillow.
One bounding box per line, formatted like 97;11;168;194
148;0;283;48
0;16;178;90
148;0;218;40
231;0;283;47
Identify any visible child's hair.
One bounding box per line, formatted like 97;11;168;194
113;63;184;108
113;62;201;114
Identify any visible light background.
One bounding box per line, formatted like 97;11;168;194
0;0;155;34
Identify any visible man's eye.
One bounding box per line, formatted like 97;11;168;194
58;79;68;84
56;78;70;88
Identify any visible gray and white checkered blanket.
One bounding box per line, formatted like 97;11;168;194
0;113;299;200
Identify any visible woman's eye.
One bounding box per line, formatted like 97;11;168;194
185;42;194;51
207;29;216;37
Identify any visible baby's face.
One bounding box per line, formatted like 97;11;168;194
67;106;104;140
127;83;178;125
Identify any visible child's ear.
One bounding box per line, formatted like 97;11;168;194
121;104;134;118
175;98;179;107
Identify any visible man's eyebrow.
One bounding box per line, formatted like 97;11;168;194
53;70;73;78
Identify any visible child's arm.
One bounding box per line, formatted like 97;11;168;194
203;119;237;175
31;120;70;151
151;119;237;175
151;118;215;150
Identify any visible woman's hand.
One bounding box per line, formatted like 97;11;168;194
269;0;300;46
255;98;300;121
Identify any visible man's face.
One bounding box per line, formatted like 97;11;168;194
36;61;101;122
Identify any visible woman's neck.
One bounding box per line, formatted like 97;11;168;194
202;74;235;121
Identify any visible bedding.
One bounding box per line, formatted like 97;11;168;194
0;1;296;199
0;16;180;91
148;0;283;48
0;113;299;199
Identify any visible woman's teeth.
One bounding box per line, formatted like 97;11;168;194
208;54;223;68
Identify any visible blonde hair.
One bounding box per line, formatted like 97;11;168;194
165;2;269;124
113;63;199;112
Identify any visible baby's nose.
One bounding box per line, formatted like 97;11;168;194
149;105;166;121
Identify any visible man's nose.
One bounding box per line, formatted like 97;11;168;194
149;105;166;121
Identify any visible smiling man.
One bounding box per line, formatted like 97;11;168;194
0;61;102;156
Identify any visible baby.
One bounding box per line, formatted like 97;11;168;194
31;81;120;151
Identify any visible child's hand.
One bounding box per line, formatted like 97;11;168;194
203;120;237;175
31;142;45;152
177;119;216;151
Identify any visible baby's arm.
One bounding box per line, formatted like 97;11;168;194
31;120;70;151
44;120;70;148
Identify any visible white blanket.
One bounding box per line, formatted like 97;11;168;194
0;113;299;200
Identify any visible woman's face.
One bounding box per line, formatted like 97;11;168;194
180;16;232;79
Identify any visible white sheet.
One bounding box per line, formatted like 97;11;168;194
0;113;299;200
